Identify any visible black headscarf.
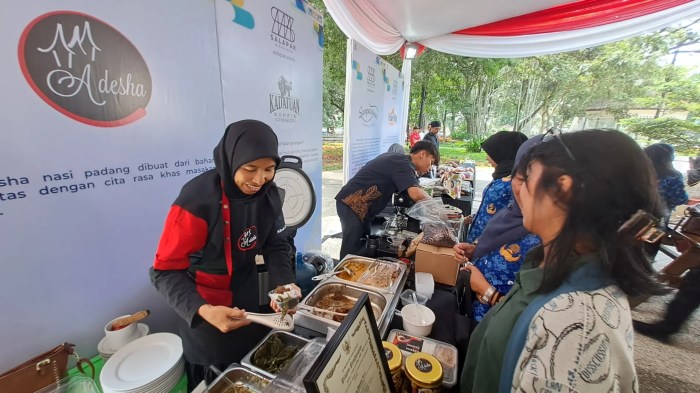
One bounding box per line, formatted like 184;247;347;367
688;156;700;186
644;143;681;180
481;131;529;179
213;120;281;200
471;135;544;260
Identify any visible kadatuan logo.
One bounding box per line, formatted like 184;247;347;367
18;11;152;127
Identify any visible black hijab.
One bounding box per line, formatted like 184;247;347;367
644;143;681;180
213;120;281;200
471;134;544;260
481;131;529;179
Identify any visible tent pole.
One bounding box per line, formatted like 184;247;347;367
400;57;412;145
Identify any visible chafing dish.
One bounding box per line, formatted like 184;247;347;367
327;255;407;294
241;330;310;380
207;364;271;393
293;282;391;336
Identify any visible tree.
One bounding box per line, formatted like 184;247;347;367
619;118;700;154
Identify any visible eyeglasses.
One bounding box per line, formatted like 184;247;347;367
543;128;576;161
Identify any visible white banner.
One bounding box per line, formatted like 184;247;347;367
343;39;405;182
0;0;322;371
215;0;324;251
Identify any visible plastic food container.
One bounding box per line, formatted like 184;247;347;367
387;329;458;389
36;376;99;393
414;272;435;299
382;341;403;392
400;289;428;306
241;330;309;379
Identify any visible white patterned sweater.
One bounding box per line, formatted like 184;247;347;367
511;285;638;393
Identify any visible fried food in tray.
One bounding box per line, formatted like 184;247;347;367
335;258;401;289
357;262;400;288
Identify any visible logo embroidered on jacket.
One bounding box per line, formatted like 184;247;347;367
238;226;258;251
487;203;497;214
500;243;521;262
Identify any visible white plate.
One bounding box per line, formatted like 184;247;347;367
98;323;150;355
100;332;182;392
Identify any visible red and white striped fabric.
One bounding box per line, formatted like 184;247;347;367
323;0;700;57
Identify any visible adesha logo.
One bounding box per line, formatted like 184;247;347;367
271;7;295;51
18;11;151;127
225;0;255;29
269;75;300;126
238;226;258;251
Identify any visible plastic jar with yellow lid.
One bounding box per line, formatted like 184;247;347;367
382;341;403;392
404;352;443;392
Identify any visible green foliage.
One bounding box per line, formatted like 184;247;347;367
619;117;700;154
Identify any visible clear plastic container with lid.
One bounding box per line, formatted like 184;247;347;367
404;352;443;392
382;341;403;392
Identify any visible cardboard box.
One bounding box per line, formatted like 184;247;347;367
415;243;460;286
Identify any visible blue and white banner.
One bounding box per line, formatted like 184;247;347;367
0;0;322;371
343;39;405;182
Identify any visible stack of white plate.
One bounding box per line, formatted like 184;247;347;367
100;332;183;393
98;323;150;360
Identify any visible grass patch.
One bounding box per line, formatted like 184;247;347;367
322;142;343;171
322;142;490;170
440;144;488;166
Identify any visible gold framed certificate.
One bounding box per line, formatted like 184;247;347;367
303;293;395;393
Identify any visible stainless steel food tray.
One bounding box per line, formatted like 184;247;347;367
325;255;407;294
207;363;271;393
241;330;310;380
293;281;394;336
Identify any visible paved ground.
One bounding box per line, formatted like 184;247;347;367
319;169;700;392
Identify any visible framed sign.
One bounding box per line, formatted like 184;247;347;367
303;293;396;393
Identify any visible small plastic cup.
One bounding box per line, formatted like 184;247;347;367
268;285;299;311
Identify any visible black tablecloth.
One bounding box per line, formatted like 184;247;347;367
389;272;474;393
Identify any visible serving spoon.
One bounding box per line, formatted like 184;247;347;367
311;267;352;281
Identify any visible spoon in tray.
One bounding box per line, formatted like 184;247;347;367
311;267;352;281
231;312;294;331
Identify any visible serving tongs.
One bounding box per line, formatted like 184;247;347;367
296;304;349;318
311;267;352;281
231;312;294;331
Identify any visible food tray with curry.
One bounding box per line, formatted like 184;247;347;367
328;255;406;293
293;282;389;335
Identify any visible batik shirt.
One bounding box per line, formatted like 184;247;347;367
472;233;541;321
466;177;513;244
659;174;688;211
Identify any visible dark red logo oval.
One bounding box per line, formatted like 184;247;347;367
18;11;151;127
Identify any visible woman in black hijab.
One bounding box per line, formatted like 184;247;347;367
150;120;298;390
465;131;528;243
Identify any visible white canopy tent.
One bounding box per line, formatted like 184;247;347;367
323;0;700;136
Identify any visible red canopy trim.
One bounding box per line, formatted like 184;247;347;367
454;0;693;37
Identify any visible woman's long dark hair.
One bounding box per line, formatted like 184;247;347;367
518;129;665;297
